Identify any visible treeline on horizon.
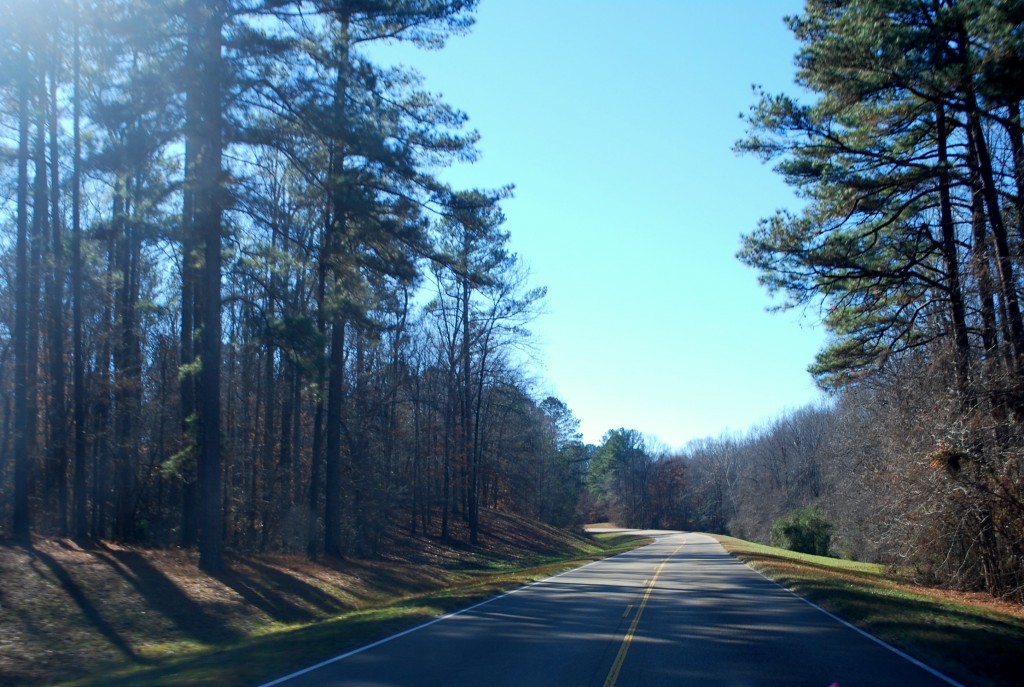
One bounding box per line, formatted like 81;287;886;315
2;0;1023;602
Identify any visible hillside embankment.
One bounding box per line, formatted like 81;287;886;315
0;511;643;687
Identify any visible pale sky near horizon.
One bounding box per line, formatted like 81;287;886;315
380;0;826;449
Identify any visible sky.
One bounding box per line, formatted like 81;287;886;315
379;0;825;450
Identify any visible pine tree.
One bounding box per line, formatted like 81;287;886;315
184;0;227;572
274;0;478;555
738;0;1024;597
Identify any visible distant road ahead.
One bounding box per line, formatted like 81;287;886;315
259;531;961;687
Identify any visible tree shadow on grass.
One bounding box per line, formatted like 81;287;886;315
91;543;243;646
28;544;147;664
215;556;354;624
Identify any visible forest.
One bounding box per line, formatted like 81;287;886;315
1;0;1023;603
0;0;576;571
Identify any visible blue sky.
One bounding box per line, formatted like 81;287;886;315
383;0;825;449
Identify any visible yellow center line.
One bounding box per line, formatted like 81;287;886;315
603;543;685;687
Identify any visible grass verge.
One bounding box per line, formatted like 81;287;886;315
46;531;646;687
713;534;1024;687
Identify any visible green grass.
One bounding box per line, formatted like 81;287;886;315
713;534;1024;687
55;532;647;687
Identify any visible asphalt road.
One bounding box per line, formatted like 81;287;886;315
258;531;962;687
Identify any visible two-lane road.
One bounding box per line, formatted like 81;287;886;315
259;532;961;687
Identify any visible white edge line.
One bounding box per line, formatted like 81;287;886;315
744;561;967;687
255;545;646;687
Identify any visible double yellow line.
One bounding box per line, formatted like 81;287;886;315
603;543;685;687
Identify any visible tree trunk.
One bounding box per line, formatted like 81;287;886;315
968;165;1000;363
12;39;33;543
1006;102;1024;246
967;109;1024;369
308;227;329;559
324;14;352;556
112;176;139;541
71;0;89;539
460;277;479;544
260;338;276;551
325;315;346;556
46;35;68;536
180;212;199;547
28;65;46;533
188;0;226;573
935;103;971;396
